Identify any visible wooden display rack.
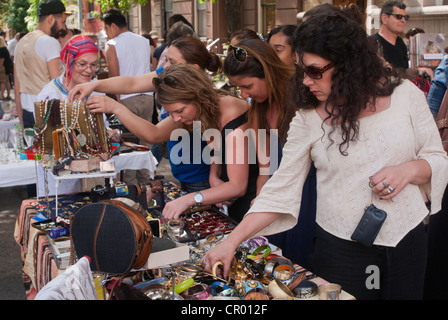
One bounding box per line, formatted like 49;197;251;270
34;99;109;158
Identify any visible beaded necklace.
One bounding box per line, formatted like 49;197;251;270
34;99;55;154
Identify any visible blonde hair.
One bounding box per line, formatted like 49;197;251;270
155;64;221;132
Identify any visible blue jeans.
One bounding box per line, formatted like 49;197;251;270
427;55;448;118
180;179;210;194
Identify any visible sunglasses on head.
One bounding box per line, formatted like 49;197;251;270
152;75;178;88
228;44;250;63
298;62;334;80
387;13;410;21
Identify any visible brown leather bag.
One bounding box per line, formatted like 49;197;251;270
436;89;448;153
71;199;153;275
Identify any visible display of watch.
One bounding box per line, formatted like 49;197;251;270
194;191;204;206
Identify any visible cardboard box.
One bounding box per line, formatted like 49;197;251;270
410;33;445;68
69;157;101;172
144;237;190;269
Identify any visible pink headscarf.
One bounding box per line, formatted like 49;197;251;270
60;35;104;84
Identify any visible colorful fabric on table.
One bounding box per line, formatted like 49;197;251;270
60;35;104;84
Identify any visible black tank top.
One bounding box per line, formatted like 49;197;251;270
219;112;259;222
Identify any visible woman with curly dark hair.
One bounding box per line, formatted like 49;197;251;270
202;12;448;300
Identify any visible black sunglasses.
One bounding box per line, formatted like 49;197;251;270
387;13;410;21
299;62;334;80
152;75;178;88
228;44;250;63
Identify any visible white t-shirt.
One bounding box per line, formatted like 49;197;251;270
107;31;152;100
18;34;61;113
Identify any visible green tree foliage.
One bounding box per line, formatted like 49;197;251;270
95;0;148;14
1;0;30;32
2;0;149;33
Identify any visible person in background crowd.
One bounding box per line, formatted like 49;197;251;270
14;0;71;129
0;37;12;100
229;29;262;46
68;36;222;194
6;33;19;90
57;28;81;48
202;11;448;300
427;51;448;118
424;54;448;298
152;15;194;69
142;33;156;71
369;0;409;70
369;0;433;81
14;0;71;198
149;31;159;47
156;21;196;69
7;33;19;62
102;8;153;185
80;64;254;222
267;25;296;67
224;38;317;268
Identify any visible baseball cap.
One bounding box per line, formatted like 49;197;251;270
38;0;73;17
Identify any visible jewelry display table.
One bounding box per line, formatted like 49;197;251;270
0;150;157;190
0;159;38;187
14;196;356;301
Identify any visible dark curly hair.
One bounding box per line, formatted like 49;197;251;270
291;12;402;155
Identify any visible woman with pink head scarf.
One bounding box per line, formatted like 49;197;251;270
38;34;104;101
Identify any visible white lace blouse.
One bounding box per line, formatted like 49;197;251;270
247;80;448;247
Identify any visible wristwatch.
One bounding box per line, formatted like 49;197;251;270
194;191;204;206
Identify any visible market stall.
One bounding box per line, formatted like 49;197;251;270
14;181;355;301
0;151;157;190
12;99;355;301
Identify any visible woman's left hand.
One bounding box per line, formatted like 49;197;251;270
369;160;431;200
86;95;121;114
369;164;410;200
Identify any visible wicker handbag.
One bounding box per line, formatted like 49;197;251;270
71;200;153;275
435;89;448;153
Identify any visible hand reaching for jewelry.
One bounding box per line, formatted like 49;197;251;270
162;194;194;220
201;239;238;279
85;95;122;115
68;81;97;102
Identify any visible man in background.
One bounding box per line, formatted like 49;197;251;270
370;0;409;70
103;9;154;185
14;0;71;129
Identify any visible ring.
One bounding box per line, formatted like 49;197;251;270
382;181;389;188
387;186;395;194
368;181;374;188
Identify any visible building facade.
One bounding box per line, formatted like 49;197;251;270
78;0;448;53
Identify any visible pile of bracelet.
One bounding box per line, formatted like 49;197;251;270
124;237;325;301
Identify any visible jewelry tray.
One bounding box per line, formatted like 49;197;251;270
168;207;238;243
